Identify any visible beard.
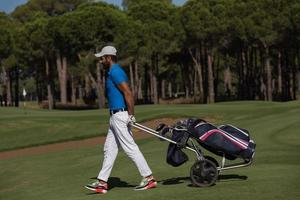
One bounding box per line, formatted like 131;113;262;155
100;62;110;71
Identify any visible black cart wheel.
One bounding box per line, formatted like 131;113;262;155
190;159;218;187
204;156;219;168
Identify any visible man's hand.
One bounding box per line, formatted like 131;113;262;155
127;115;136;125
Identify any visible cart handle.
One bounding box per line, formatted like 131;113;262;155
130;122;177;145
130;122;200;157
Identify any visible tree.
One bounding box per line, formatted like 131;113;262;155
12;0;87;22
0;12;16;106
127;0;180;104
19;17;55;109
12;0;90;106
181;0;229;103
46;2;136;107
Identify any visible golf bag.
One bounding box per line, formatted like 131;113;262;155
170;119;256;162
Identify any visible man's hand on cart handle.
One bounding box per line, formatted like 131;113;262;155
128;115;136;125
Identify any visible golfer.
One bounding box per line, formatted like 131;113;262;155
85;46;157;193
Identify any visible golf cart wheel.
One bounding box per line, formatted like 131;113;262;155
190;159;218;187
204;156;219;168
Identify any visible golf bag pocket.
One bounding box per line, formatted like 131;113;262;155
167;144;189;167
166;130;189;167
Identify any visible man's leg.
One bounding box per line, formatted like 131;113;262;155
85;126;119;193
97;127;119;182
110;112;152;177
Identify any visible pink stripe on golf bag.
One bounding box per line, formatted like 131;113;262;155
199;129;248;149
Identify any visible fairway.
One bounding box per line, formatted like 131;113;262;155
0;101;300;200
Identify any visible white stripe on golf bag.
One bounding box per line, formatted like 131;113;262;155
199;125;248;149
226;124;249;137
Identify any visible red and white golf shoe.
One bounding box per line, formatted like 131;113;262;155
85;180;108;194
134;175;157;191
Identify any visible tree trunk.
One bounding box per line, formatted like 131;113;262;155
78;83;84;103
297;49;300;93
224;66;233;97
241;49;247;99
214;53;220;99
87;72;98;107
138;78;142;100
45;58;54;110
0;71;4;106
6;68;12;106
176;84;180;96
253;46;259;99
86;64;105;109
71;73;76;105
2;66;10;106
185;85;189;99
35;69;42;104
260;76;267;100
149;66;154;103
277;52;282;98
134;60;139;101
153;74;158;104
14;66;19;107
193;71;198;102
84;74;91;98
289;72;294;99
56;51;68;104
168;81;172;98
129;63;135;95
248;46;255;99
151;55;159;104
207;48;215;103
264;45;272;101
96;63;105;109
161;79;166;99
8;73;13;106
188;47;204;103
297;71;300;93
62;56;68;103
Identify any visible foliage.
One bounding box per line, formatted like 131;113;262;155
0;0;299;106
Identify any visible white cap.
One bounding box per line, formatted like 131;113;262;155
95;46;117;57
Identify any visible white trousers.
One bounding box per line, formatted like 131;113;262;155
97;111;152;182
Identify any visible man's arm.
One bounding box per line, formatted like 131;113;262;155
117;82;134;115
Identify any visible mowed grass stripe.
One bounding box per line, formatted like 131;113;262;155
0;101;299;200
0;101;299;151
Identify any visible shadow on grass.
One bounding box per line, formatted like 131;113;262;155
159;174;248;187
108;177;135;189
159;176;190;185
218;174;248;182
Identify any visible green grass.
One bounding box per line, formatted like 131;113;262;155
1;100;299;151
0;108;109;151
0;101;300;200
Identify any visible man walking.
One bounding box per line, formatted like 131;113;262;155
85;46;157;194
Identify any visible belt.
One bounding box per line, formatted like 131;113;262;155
109;108;127;115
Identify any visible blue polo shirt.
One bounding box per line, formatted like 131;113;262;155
106;64;128;110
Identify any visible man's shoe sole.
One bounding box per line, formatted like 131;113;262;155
134;181;157;191
84;186;107;194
